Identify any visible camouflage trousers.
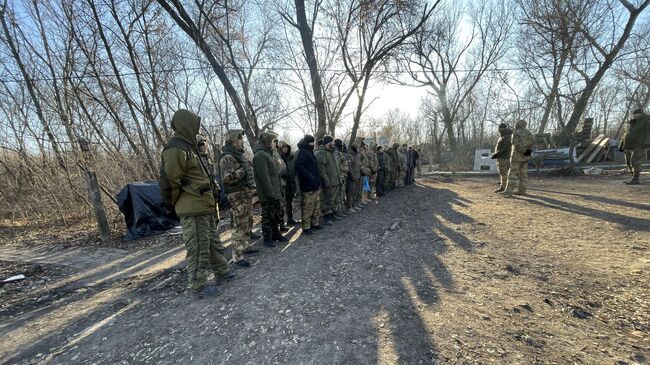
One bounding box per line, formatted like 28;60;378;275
625;148;644;174
301;190;321;229
505;160;529;194
180;215;229;292
228;192;252;262
321;185;340;215
496;159;511;189
346;177;361;208
336;178;347;213
369;172;377;198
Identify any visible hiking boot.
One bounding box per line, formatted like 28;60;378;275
192;285;222;299
302;228;313;235
235;259;251;268
273;232;288;242
243;247;260;255
279;225;289;232
625;172;640;185
287;217;299;225
263;236;277;247
494;187;504;193
214;271;236;286
249;232;261;240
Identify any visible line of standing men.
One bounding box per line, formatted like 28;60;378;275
160;109;421;298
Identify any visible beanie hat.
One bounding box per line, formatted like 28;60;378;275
334;139;343;150
498;123;508;129
303;134;315;144
323;135;334;145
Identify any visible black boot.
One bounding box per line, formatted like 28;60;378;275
287;215;298;225
250;231;261;240
279;222;289;232
263;232;277;247
273;232;288;242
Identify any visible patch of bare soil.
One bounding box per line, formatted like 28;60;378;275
0;174;648;365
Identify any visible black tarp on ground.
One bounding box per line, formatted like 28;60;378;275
116;179;230;240
116;181;179;240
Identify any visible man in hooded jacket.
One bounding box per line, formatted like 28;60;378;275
253;132;287;246
162;110;232;298
294;135;322;234
619;108;649;185
315;136;341;224
219;130;256;268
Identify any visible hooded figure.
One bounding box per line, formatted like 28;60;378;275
278;140;298;224
492;123;513;193
253;131;286;245
315;135;341;223
503;120;535;197
161;109;229;298
219;129;256;267
295;135;322;232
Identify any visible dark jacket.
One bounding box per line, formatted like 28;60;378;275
377;150;386;171
493;128;513;159
295;139;321;192
253;132;283;202
620;114;650;150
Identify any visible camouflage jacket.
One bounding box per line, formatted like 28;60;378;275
219;144;255;195
335;149;349;184
510;128;535;162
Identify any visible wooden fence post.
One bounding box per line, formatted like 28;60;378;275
78;138;110;241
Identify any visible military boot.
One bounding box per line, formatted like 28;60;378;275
273;231;288;242
494;187;504;193
249;231;261;240
287;215;299;225
279;222;289;232
193;285;222;299
625;172;640;185
214;271;236;286
263;232;277;247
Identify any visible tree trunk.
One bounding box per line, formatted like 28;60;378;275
295;0;327;139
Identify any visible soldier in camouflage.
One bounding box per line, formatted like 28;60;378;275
367;142;379;200
503;120;535;197
198;136;227;255
219;130;256;267
491;123;513;193
619;108;649;185
315;136;341;224
162;110;233;298
334;139;349;219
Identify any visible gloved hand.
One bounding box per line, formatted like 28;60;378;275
524;149;532;156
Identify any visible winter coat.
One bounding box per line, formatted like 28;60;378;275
161;110;215;217
294;139;321;192
348;150;361;181
279;141;297;193
510;124;535;163
620;114;650;150
377;150;386;171
253;132;283;202
315;146;341;188
492;128;513;160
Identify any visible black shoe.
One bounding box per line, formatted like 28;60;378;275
302;228;313;235
236;259;251;268
287;218;299;225
249;232;261;240
243;248;260;255
279;225;289;232
214;271;236;286
263;237;277;247
273;233;288;242
193;285;222;299
311;225;323;230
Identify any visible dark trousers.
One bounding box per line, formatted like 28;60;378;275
376;170;385;195
261;200;281;237
285;189;295;219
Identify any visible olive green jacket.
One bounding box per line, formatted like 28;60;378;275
162;110;215;217
253;132;283;202
620;114;650;150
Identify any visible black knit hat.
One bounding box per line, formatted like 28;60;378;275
498;123;508;129
334;139;343;150
632;108;644;115
316;138;323;146
303;134;315;144
323;135;334;145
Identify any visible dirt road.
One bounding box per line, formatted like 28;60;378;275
1;175;648;364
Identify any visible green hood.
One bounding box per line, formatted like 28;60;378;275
172;109;201;145
255;132;277;152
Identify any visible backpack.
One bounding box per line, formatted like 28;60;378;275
159;137;194;207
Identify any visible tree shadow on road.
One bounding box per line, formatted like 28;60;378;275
527;187;650;211
520;194;650;232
